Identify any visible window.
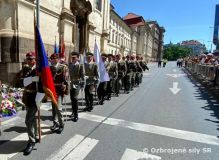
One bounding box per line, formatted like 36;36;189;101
112;32;115;43
96;0;102;11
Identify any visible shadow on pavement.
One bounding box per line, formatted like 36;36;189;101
0;140;27;154
4;126;26;134
183;68;219;138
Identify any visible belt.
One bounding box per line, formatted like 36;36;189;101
55;83;63;86
24;89;35;93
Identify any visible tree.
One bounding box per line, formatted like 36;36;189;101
163;45;192;60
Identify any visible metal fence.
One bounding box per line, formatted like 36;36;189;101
186;62;219;84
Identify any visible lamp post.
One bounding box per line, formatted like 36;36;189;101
210;26;219;50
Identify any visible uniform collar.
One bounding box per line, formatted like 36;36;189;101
73;61;79;65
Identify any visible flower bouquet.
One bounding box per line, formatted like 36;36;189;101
0;84;24;118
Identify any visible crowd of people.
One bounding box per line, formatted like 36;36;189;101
184;53;219;66
15;51;149;155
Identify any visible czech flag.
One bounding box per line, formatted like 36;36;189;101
35;26;58;106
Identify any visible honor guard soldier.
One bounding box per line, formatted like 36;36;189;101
124;55;132;92
130;55;137;89
97;53;108;104
50;53;67;133
19;52;43;155
139;57;149;71
115;54;127;94
84;52;99;111
106;54;118;98
68;52;85;122
135;56;144;85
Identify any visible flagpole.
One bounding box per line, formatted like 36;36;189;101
36;0;40;27
36;0;41;143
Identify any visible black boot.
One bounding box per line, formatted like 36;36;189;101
99;99;104;105
72;114;78;122
56;125;64;134
50;122;59;131
87;105;93;112
23;142;35;155
35;138;39;143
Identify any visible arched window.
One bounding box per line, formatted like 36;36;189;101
96;0;102;11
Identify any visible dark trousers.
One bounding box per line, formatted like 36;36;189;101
52;96;64;126
106;80;113;98
97;82;106;102
124;73;131;91
158;61;162;67
25;93;38;143
115;78;122;94
131;72;136;88
135;72;141;86
85;84;94;108
70;88;80;116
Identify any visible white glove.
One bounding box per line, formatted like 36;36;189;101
32;76;39;82
23;77;32;87
84;76;89;79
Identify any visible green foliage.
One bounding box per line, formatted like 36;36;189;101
163;45;192;60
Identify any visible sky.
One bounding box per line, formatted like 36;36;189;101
111;0;219;51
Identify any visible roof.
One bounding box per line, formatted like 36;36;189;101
123;13;146;28
123;13;141;20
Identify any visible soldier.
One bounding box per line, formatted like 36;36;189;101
68;52;85;121
50;53;67;132
115;54;127;94
97;53;108;104
129;55;137;89
19;52;43;155
139;57;149;71
105;54;117;99
84;52;99;111
135;56;144;86
124;55;132;92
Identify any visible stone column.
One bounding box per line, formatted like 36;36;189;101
60;7;75;61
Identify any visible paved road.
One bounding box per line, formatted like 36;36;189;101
1;62;219;160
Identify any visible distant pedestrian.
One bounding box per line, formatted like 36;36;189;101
163;59;168;67
158;59;162;68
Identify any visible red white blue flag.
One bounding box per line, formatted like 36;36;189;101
35;26;58;105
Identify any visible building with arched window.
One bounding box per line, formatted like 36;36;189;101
0;0;110;83
0;0;164;83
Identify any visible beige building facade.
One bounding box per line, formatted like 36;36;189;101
148;21;165;61
0;0;164;83
108;5;132;56
0;0;110;83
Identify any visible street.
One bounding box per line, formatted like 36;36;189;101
1;62;219;160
